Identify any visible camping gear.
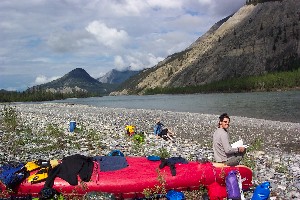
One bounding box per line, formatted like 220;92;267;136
166;189;184;200
251;182;271;200
0;162;26;189
125;125;136;136
226;170;241;199
27;167;50;183
107;150;124;157
147;155;161;161
69;121;76;132
207;181;227;200
0;157;252;199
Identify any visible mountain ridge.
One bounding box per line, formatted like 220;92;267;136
29;68;110;95
114;0;300;95
98;68;141;84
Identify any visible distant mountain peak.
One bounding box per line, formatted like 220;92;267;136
98;68;141;84
28;68;113;95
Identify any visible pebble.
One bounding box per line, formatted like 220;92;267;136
0;103;299;199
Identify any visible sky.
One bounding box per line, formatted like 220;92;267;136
0;0;245;91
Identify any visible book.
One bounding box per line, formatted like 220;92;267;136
231;139;249;148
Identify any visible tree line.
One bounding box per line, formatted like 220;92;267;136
144;68;300;95
0;90;101;103
246;0;282;5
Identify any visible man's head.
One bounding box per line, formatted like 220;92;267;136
218;113;230;129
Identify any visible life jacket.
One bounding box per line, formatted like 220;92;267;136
125;125;136;136
25;159;59;184
27;167;50;183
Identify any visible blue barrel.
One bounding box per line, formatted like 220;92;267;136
69;121;76;132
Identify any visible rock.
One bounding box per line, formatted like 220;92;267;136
0;103;299;199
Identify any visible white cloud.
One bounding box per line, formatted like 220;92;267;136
86;21;129;49
146;0;183;9
114;56;126;70
47;29;94;53
0;0;245;90
34;75;60;85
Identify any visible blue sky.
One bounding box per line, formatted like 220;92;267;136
0;0;245;91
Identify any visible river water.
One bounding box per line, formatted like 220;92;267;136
53;90;300;123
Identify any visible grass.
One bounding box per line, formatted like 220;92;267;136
143;168;167;199
240;137;264;169
1;105;19;132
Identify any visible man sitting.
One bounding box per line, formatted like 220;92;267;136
212;113;246;166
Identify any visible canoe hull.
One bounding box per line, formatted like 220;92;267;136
1;157;252;199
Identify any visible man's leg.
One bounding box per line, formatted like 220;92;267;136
225;156;243;166
167;133;173;141
225;150;246;166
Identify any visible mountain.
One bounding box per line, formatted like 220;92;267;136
29;68;113;95
98;68;141;84
114;0;300;95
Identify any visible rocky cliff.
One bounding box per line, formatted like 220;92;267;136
116;0;300;95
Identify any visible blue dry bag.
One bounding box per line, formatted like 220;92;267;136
166;190;185;200
251;182;270;200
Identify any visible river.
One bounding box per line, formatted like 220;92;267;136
53;90;300;123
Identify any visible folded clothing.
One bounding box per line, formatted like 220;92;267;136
93;156;128;172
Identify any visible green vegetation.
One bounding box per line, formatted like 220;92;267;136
144;69;300;95
132;132;146;144
240;137;263;169
155;147;171;159
0;105;19;131
142;168;167;198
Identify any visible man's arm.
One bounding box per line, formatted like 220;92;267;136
220;132;238;154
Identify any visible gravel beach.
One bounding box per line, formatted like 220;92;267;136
0;103;299;199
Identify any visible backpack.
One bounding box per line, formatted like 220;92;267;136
107;150;125;157
0;162;26;189
225;170;241;199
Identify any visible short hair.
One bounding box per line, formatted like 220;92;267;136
219;113;230;122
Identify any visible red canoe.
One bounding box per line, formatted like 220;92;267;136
0;156;252;199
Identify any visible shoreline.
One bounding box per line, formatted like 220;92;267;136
0;103;299;199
